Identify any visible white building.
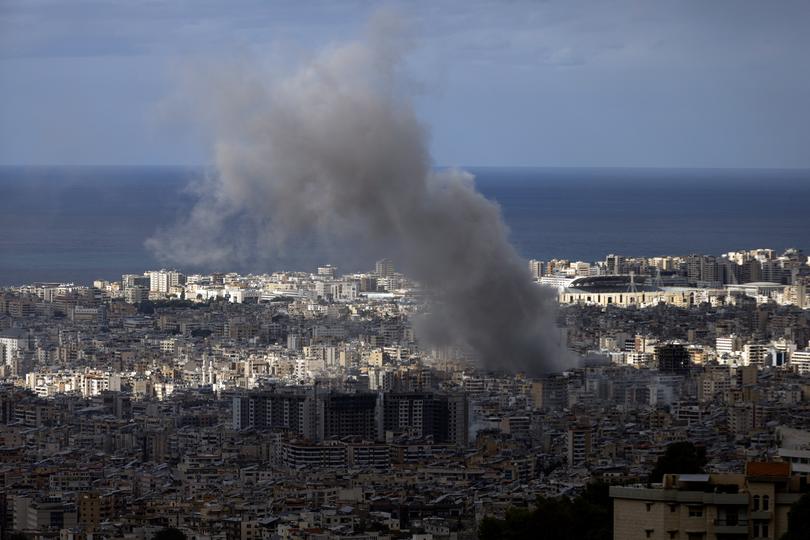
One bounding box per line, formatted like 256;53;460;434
146;269;185;294
776;426;810;475
0;328;27;366
571;261;591;277
790;350;810;375
538;275;575;291
716;335;742;356
742;343;768;366
528;259;544;279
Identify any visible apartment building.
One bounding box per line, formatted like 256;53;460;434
610;462;803;540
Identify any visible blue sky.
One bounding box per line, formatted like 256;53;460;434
1;0;809;168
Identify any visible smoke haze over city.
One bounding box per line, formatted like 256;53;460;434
147;12;570;374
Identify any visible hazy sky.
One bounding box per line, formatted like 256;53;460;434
1;0;809;168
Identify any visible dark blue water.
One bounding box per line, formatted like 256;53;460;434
0;165;808;285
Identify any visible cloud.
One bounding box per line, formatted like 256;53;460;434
3;0;810;167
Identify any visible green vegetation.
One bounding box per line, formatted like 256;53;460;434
137;299;212;314
780;491;810;540
190;328;212;338
153;527;187;540
478;482;611;540
649;441;707;483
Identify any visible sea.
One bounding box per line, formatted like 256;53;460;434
0;165;808;286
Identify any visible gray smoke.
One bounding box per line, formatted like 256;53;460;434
148;12;572;374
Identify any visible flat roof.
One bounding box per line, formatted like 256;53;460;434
746;461;790;477
728;282;785;288
678;474;710;482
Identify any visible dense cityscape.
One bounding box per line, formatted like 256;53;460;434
1;247;809;539
4;0;810;539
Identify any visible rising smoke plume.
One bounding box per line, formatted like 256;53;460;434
148;12;572;374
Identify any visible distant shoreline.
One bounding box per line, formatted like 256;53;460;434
1;166;808;286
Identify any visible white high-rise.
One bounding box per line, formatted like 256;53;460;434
146;269;185;293
528;259;544;279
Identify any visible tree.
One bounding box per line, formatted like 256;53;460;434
649;441;707;483
153;528;187;540
780;492;810;540
478;483;611;540
190;328;212;338
137;301;155;314
478;507;538;540
574;481;613;540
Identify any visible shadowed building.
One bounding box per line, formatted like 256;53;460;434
656;343;690;374
319;392;378;441
382;392;469;447
610;462;802;540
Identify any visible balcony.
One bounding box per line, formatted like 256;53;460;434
749;510;771;520
713;518;748;535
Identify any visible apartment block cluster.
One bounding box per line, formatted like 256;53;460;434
531;247;809;309
1;248;809;539
113;260;403;307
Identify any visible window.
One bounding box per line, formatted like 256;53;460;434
725;509;739;526
670;503;677;512
688;506;703;517
763;495;770;511
645;530;654;538
646;502;654;512
753;495;760;511
752;521;770;538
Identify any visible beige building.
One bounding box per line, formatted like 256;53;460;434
610;462;802;540
559;288;706;308
567;426;592;467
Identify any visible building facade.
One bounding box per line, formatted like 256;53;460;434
610;463;803;540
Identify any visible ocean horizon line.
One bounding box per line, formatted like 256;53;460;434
1;163;810;173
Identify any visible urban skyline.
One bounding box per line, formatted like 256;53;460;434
2;2;809;540
2;245;810;538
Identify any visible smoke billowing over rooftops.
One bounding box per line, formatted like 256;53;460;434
148;11;573;374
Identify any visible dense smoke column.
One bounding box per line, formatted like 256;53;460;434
148;13;572;374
